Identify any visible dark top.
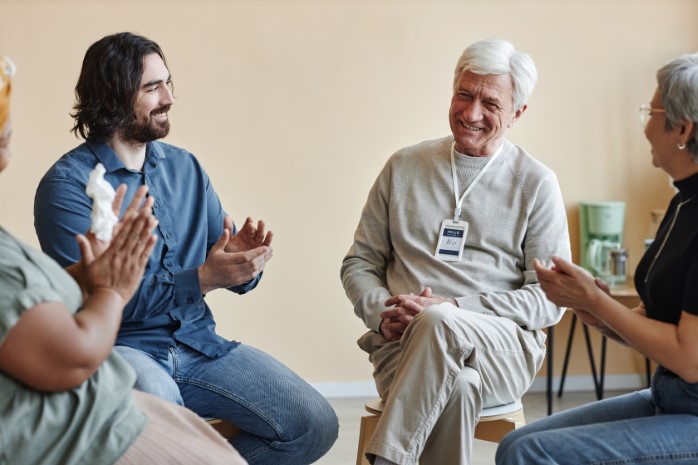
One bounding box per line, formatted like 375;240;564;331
635;172;698;324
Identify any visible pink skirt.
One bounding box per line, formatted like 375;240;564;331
116;390;247;465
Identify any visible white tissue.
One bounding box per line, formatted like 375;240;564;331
86;163;118;241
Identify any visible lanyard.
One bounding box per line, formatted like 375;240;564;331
450;141;502;222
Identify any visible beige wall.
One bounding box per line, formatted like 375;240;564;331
1;0;695;387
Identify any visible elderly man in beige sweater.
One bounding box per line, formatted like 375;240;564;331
341;38;571;465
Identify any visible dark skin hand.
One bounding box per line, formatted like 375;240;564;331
65;184;151;295
0;191;158;391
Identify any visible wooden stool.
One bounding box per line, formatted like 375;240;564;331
206;418;242;439
356;398;525;465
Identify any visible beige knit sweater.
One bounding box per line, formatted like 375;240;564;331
341;136;571;335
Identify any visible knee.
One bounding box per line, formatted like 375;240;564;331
495;431;542;465
113;346;183;405
294;397;339;462
132;374;183;406
309;398;339;448
495;430;517;463
451;368;482;404
406;302;459;336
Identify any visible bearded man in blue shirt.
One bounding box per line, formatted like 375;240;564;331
34;32;338;465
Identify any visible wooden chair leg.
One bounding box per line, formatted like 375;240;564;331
474;408;526;443
356;414;379;465
357;400;526;462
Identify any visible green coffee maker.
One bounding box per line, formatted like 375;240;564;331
579;201;626;282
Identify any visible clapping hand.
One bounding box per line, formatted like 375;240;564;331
84;184;150;258
224;216;273;253
77;191;158;301
533;257;606;313
198;216;274;294
69;185;152;293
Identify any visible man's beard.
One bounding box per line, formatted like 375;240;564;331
121;106;171;144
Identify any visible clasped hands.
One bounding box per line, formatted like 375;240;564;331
533;256;612;327
380;287;456;341
198;216;274;294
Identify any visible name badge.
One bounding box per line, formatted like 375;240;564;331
435;219;468;261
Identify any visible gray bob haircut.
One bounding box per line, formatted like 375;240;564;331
453;38;537;111
657;52;698;160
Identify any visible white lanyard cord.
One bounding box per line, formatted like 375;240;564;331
450;141;502;222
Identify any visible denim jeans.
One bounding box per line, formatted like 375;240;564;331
113;343;338;465
496;367;698;465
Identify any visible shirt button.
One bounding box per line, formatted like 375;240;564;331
166;233;171;239
186;298;194;304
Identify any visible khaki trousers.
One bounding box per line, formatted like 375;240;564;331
358;303;545;465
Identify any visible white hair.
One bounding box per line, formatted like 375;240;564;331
453;38;537;111
657;52;698;160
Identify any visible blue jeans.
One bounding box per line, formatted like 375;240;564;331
113;343;338;465
496;367;698;464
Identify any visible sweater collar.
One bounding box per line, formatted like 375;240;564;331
673;171;698;201
86;140;166;173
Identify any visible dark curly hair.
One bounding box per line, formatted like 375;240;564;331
71;32;168;141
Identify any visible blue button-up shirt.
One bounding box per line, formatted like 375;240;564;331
34;140;260;359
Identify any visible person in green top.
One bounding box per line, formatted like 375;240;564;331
0;93;247;464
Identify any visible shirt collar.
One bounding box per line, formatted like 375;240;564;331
145;141;167;163
85;139;166;173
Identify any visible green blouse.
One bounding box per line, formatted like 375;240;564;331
0;227;146;465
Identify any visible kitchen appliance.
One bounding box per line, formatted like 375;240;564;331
608;247;628;283
579;201;626;282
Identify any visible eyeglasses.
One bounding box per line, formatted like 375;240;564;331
639;103;666;128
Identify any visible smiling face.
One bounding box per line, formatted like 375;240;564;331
642;88;698;180
644;89;671;170
449;70;525;157
120;53;174;144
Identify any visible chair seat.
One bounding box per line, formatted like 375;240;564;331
364;398;524;419
478;400;524;419
205;418;242;439
356;398;525;465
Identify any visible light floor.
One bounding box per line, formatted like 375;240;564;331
315;390;630;465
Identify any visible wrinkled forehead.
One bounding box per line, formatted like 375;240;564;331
455;70;514;102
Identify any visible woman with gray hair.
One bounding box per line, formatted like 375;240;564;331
496;52;698;464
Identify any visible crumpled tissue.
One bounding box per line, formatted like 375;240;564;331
86;163;118;241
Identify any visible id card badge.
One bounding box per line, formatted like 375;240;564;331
435;219;468;261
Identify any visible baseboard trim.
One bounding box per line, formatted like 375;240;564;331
312;374;649;398
312;381;378;398
529;373;649;393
